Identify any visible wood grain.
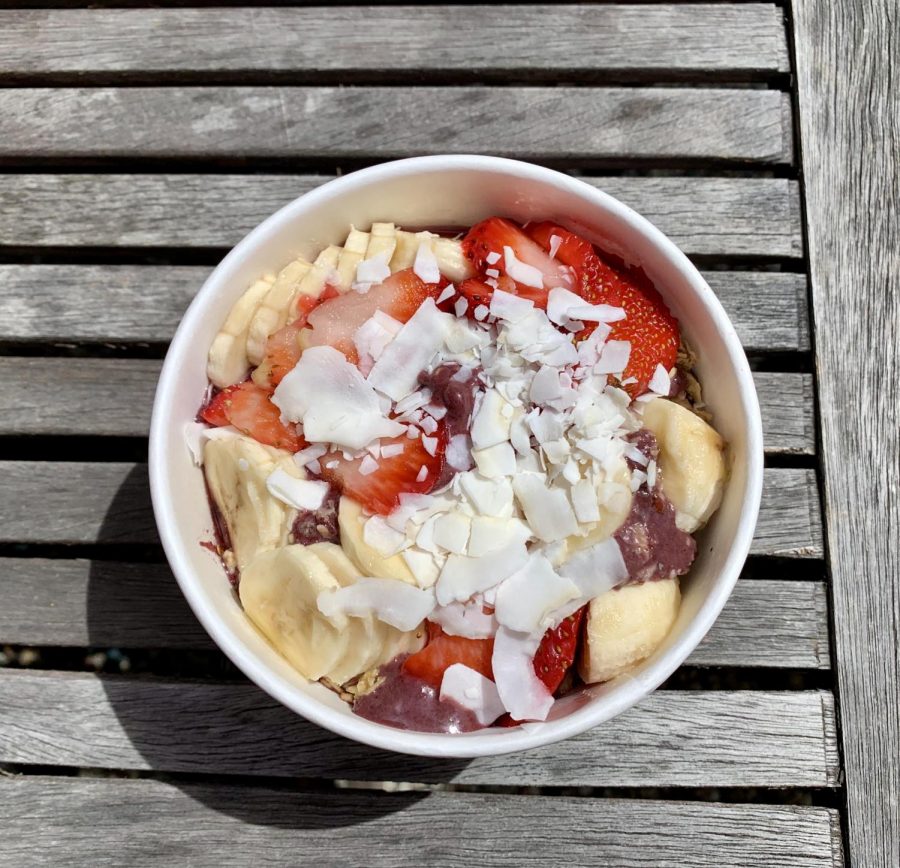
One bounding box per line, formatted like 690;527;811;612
0;777;843;868
0;6;789;79
0;87;794;163
0;558;830;668
793;1;900;864
0;462;823;557
0;670;839;787
0;265;809;353
0;174;803;258
0;357;815;454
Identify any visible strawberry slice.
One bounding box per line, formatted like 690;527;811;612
320;423;447;515
200;381;303;452
533;605;587;693
462;217;571;305
303;269;440;365
456;277;495;315
403;622;494;688
254;295;321;390
527;222;678;397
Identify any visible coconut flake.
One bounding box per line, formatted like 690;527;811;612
381;443;405;459
416;465;429;483
472;441;517;478
446;434;473;471
648;363;671;396
492;626;554;721
485;250;502;265
353;311;403;375
421;435;438;456
595;340;632;375
355;252;391;286
413;240;441;284
367;298;453;401
432;510;471;555
265;468;329;510
317;579;435;632
494;554;580;634
548;234;563;260
454;297;469;318
358;454;379;476
273;346;405;450
401;547;441;588
471;389;513;449
431;600;497;639
184;422;241;465
435;539;529;605
458;471;514;516
489;288;534;323
473;304;489;321
503;246;544;289
571;478;601;523
512;472;579;542
440;664;505;725
363;515;408;557
436;284;456;304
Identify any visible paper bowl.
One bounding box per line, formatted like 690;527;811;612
150;156;763;758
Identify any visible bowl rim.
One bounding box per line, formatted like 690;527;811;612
149;155;764;758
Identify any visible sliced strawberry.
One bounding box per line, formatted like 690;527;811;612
254;296;322;390
303;269;439;366
462;217;571;305
533;605;587;693
605;276;679;397
320;423;446;515
527;222;679;397
403;623;494;688
199;381;303;452
456;277;494;315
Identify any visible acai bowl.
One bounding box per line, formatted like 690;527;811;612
149;156;763;758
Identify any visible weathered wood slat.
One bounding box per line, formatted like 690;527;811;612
0;265;810;353
0;174;804;258
0;670;839;787
0;6;790;79
0;558;830;668
0;463;823;557
0;87;793;163
0;777;843;868
0;358;815;454
794;1;900;864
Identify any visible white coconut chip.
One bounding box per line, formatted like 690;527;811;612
430;599;497;639
435;539;529;605
358;454;379;476
317;579;435;632
648;363;672;396
491;626;554;722
503;245;544;289
595;340;632;375
493;554;580;635
413;240;441;284
440;663;506;726
265;468;329;511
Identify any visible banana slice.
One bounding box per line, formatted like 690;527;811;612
206;276;274;388
364;222;397;262
334;228;370;292
246;257;313;365
432;237;474;283
203;435;300;571
240;543;423;683
641;398;726;532
338;496;417;585
308;541;423;676
390;230;433;272
296;244;342;299
578;578;681;684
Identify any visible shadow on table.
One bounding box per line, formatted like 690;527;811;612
87;465;473;830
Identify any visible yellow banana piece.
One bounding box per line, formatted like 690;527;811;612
578;578;681;684
338;497;417;585
334;228;371;292
245;257;313;365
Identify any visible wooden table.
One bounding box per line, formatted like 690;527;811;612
0;3;895;866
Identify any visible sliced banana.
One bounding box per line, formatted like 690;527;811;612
334;228;370;292
206;276;274;388
203;435;301;572
432;237;474;283
364;222;397;262
390;229;433;272
246;257;313;365
296;244;342;299
240;543;423;683
578;578;681;684
338;496;417;585
641;398;726;532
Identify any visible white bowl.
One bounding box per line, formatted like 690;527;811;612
150;155;763;758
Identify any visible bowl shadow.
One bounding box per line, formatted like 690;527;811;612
87;464;473;830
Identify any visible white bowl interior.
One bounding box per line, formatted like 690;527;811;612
150;156;762;757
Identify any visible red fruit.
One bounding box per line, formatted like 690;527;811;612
320;424;447;515
533;606;587;693
254;296;322;390
199;381;303;452
462;217;571;305
527;222;679;397
605;277;679;397
403;623;494;688
303;269;439;366
456;277;494;315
